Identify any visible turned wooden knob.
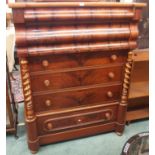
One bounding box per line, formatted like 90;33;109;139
45;99;52;106
44;80;50;86
108;72;115;79
105;112;111;120
47;123;53;130
42;60;49;67
77;118;82;123
110;54;117;61
107;91;113;98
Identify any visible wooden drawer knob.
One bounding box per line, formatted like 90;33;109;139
77;119;82;123
47;123;53;130
42;60;49;67
110;54;117;61
108;72;115;79
105;112;111;120
45;99;52;106
44;80;50;86
107;91;113;98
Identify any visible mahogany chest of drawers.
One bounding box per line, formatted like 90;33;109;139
9;1;145;153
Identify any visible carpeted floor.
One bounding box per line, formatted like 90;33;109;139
10;71;24;103
6;103;149;155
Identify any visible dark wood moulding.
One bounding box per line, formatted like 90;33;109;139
9;2;146;8
12;7;144;24
19;8;135;23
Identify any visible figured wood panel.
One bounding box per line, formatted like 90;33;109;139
36;104;118;135
28;51;127;72
16;24;137;47
33;84;121;112
30;65;124;91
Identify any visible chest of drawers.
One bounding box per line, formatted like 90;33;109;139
10;1;145;153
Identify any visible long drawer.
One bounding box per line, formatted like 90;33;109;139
33;84;122;113
28;51;127;72
36;104;118;136
16;24;136;47
30;65;124;92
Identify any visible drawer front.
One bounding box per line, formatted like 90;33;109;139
30;65;124;92
28;51;127;72
37;104;118;135
33;84;122;113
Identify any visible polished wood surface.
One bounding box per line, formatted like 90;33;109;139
16;24;138;46
30;66;124;91
9;2;146;8
28;52;127;72
33;84;121;113
10;1;145;153
36;104;118;135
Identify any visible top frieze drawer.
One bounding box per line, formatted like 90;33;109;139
12;7;143;24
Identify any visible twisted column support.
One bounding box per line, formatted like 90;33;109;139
20;58;39;153
115;51;133;135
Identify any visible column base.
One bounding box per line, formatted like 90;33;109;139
30;150;38;154
28;138;40;154
115;131;123;136
115;122;125;136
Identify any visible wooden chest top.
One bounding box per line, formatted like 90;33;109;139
9;2;146;57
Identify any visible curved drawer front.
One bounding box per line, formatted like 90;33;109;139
24;8;134;23
33;84;122;113
28;51;127;72
30;65;124;92
16;24;138;47
37;104;118;135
